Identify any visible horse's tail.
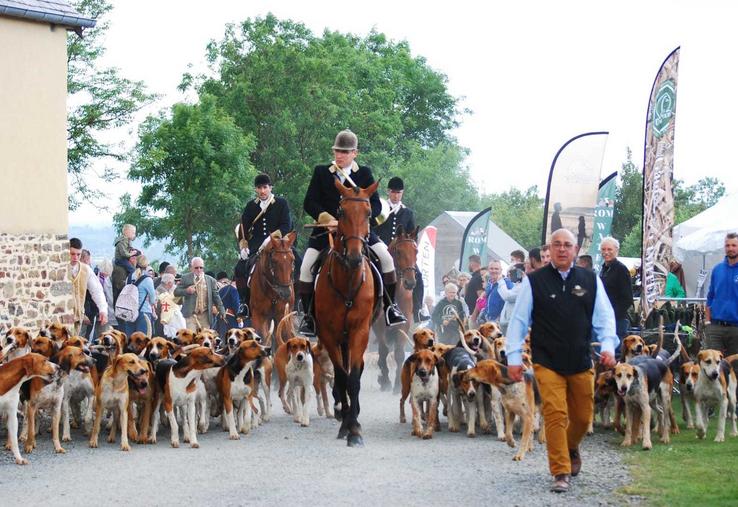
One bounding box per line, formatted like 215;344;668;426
275;306;296;348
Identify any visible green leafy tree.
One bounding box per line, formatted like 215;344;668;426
67;0;155;210
673;177;725;224
114;95;255;272
389;143;480;227
190;14;469;236
611;148;727;257
484;186;544;250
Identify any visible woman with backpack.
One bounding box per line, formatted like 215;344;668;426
118;254;156;337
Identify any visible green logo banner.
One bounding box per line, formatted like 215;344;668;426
459;207;492;273
641;47;679;324
589;172;618;272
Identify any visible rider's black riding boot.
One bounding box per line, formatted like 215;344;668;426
383;272;407;327
239;285;251;319
298;281;316;336
412;265;425;320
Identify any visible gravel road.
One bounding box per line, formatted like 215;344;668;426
1;360;637;506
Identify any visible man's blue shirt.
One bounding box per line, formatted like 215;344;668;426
485;277;513;321
707;257;738;323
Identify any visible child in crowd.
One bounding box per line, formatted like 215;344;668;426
470;288;487;326
114;224;139;276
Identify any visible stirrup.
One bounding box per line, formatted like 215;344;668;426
299;315;316;337
385;305;407;327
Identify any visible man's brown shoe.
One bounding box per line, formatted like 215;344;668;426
569;448;582;477
550;474;571;493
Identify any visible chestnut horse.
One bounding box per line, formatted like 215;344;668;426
250;231;297;345
315;179;380;447
375;226;419;393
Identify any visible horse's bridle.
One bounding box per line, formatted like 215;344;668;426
388;237;418;283
257;247;294;301
327;195;371;306
333;196;371;268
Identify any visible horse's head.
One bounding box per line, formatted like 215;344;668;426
389;225;419;290
334;178;379;269
263;231;296;301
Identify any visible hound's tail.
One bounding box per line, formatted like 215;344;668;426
665;321;682;366
275;306;296;348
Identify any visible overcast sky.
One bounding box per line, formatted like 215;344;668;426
69;0;738;227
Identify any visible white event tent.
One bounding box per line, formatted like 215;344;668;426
673;194;738;296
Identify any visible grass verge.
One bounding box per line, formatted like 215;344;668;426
617;394;738;506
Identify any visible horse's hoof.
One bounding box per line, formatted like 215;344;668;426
347;434;364;447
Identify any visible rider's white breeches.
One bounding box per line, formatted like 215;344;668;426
299;242;395;283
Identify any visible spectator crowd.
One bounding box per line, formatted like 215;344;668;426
70;224;243;342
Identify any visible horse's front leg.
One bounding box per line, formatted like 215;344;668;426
335;366;350;439
392;328;406;395
376;327;391;391
346;362;364;447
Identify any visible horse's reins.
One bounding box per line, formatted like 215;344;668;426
257;246;294;302
388;237;418;284
327;195;371;308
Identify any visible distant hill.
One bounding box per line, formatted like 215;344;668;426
68;224;181;269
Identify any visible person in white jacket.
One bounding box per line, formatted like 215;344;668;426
68;238;107;335
497;263;526;335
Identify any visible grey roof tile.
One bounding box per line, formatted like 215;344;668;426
0;0;95;29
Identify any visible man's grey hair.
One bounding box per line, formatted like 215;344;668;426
444;282;458;293
190;257;204;267
599;236;620;251
161;273;175;285
551;228;576;243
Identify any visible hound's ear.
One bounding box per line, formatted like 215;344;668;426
697;351;707;362
434;355;444;368
58;353;72;373
452;373;461;387
407;353;418;364
719;352;724;362
632;367;639;379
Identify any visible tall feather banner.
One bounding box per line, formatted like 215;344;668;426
641;47;679;324
541;132;609;248
589;171;618;273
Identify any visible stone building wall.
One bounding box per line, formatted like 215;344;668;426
0;233;73;332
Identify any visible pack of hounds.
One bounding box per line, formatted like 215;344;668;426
1;315;737;466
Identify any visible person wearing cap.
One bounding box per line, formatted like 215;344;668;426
236;173;292;317
298;129;407;335
373;176;425;320
216;271;241;337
